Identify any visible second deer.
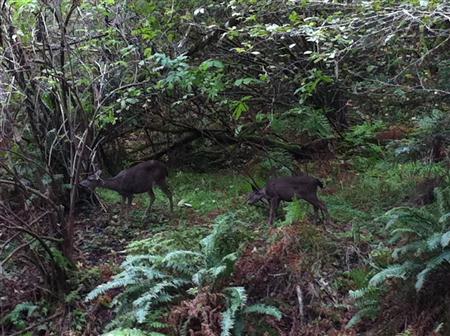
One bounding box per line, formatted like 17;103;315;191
80;160;173;217
247;175;330;225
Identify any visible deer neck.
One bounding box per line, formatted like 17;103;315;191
99;177;122;192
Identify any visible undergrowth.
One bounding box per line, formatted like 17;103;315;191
85;153;449;335
86;212;280;335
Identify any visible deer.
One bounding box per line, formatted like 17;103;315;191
247;175;330;226
79;160;173;217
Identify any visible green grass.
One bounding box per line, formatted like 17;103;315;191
94;159;446;237
171;171;252;214
327;160;445;221
95;170;267;229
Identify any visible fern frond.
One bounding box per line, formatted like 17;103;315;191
147;321;169;329
349;286;379;300
192;269;207;286
439;213;450;229
369;263;417;287
392;241;426;260
346;305;378;328
208;265;227;280
132;281;177;307
130;266;167;281
243;304;282;320
224;287;248;309
86;276;136;302
382;207;438;236
415;250;450;291
162;250;205;273
441;231;450;248
220;287;249;336
220;308;234;336
435;187;450;216
122;255;162;267
102;327;160;336
426;233;444;251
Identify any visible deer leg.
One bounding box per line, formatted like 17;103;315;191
313;206;320;224
318;200;332;224
304;194;328;224
158;182;173;213
120;195;126;215
125;196;132;219
268;198;280;226
144;189;156;218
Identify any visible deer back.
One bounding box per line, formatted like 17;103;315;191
265;175;322;201
112;160;168;194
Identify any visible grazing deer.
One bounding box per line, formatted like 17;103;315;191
80;160;173;217
247;175;330;225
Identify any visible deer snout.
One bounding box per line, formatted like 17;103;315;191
247;191;263;205
79;179;94;191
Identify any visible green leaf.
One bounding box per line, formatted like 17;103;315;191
234;77;261;87
199;59;224;71
289;11;300;24
10;0;35;8
231;97;252;120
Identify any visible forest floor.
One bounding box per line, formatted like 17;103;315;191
70;158;417;335
2;156;445;335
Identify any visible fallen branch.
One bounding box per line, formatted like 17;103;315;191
295;285;305;325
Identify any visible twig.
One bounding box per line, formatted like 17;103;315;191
0;240;34;267
295;285;304;325
0;179;59;211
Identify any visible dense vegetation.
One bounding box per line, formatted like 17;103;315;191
1;0;449;335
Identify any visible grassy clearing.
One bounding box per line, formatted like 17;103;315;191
94;159;445;236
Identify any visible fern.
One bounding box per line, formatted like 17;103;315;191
87;211;255;334
1;302;38;329
435;187;450;218
243;303;282;320
440;231;450;247
350;187;450;326
220;287;280;336
283;199;306;225
103;328;166;336
285;106;334;138
369;263;417;287
220;308;234;336
86;276;137;302
374;193;450;291
347;287;381;328
415;250;450;290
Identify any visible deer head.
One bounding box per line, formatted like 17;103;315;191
247;187;267;205
79;169;102;191
246;175;266;205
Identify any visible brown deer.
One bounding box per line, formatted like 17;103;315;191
80;160;173;217
247;175;330;225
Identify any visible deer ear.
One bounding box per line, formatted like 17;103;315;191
94;169;102;179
